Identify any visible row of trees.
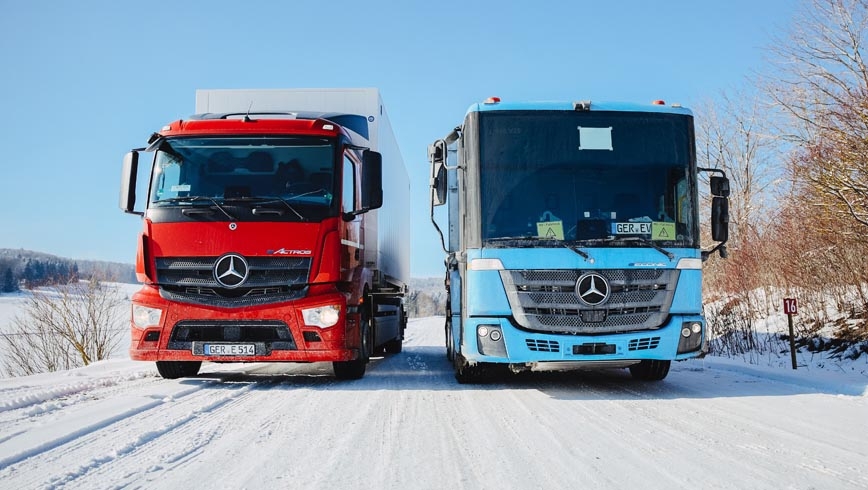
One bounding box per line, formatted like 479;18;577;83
0;258;81;292
700;0;868;356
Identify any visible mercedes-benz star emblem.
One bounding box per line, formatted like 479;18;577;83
576;272;610;306
213;253;249;289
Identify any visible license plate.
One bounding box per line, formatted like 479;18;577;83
202;343;255;356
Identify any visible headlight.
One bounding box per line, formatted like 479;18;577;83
302;305;341;328
132;305;162;329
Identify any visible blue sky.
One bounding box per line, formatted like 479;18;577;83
0;0;797;278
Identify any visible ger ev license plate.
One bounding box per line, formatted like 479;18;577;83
202;343;255;356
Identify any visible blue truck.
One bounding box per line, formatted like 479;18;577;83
428;98;730;383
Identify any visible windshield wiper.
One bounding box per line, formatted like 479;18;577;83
153;196;236;220
564;244;591;261
607;236;675;261
228;196;306;221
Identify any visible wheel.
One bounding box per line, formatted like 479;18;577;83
454;362;481;384
333;311;372;380
454;354;495;384
628;360;671;381
155;361;201;379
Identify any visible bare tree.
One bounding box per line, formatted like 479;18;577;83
1;278;127;377
766;0;868;231
696;92;781;248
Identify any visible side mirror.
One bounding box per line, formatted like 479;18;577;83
433;165;447;206
361;150;383;210
120;151;142;215
711;196;729;242
429;141;448;206
710;175;730;197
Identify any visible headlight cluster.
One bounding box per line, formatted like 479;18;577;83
302;305;341;328
132;305;162;329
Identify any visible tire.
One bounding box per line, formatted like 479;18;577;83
333;311;372;380
454;354;493;384
156;361;201;379
628;360;671;381
454;363;480;384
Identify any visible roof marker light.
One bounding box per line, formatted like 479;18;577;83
484;96;501;104
652;100;666;105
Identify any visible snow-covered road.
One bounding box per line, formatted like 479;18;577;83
1;317;866;490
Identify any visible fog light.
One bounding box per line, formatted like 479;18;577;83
678;321;704;354
476;325;506;357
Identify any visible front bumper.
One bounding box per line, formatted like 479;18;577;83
128;285;359;363
459;314;705;365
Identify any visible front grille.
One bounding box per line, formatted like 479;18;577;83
156;256;311;307
502;269;678;334
167;320;296;351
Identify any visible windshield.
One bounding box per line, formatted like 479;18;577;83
477;111;698;248
148;136;337;221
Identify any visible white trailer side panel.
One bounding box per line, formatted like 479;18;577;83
194;88;410;288
372;100;410;289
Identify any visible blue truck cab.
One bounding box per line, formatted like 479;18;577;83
428;98;730;383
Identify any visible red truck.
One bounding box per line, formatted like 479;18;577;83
119;88;410;379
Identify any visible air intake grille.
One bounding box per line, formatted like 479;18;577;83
501;269;678;335
526;339;560;353
628;337;661;351
167;320;296;352
156;256;310;307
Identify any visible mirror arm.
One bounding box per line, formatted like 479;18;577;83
701;243;728;261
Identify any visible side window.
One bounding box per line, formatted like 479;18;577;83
342;155;355;213
150;151;185;202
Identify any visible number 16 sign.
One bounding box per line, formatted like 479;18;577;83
783;298;798;315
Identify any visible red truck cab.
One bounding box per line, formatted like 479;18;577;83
120;110;406;380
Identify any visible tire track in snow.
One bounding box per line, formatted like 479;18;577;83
41;371;344;489
0;374;257;488
39;380;258;489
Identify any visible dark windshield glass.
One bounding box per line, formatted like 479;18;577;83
148;136;337;220
478;111;697;247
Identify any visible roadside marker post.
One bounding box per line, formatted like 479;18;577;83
783;298;798;370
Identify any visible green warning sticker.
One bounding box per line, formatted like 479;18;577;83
651;222;676;240
537;220;564;240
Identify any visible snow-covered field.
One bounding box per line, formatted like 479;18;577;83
0;310;866;489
